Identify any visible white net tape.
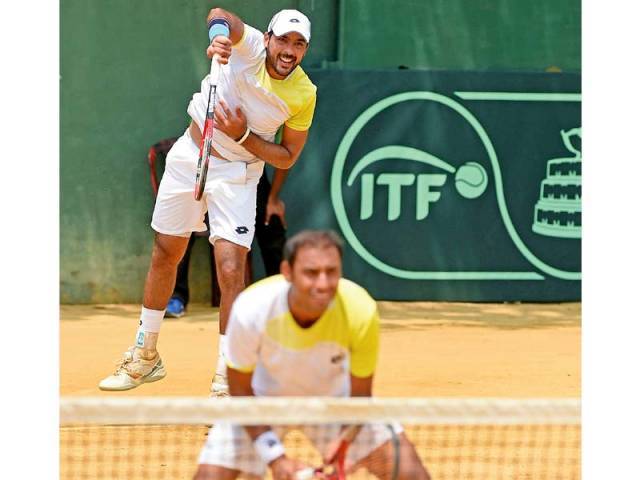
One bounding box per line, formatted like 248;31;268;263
61;396;580;425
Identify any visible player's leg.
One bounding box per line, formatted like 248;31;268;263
364;434;430;480
99;233;190;391
356;431;430;480
99;132;208;391
206;160;262;396
143;233;191;310
343;424;430;480
192;465;242;480
195;423;265;480
211;238;248;395
167;233;197;318
214;240;248;332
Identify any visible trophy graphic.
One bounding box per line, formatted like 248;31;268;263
532;128;582;239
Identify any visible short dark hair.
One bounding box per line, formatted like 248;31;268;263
283;230;344;266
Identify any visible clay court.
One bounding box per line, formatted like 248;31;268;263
61;301;580;398
61;301;580;479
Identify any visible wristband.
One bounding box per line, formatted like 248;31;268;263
208;18;230;42
235;127;251;145
254;430;285;465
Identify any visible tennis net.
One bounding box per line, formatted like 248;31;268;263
60;396;580;479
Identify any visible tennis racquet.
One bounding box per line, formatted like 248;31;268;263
194;55;221;200
294;425;361;480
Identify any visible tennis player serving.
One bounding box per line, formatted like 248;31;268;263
193;231;430;480
99;8;317;395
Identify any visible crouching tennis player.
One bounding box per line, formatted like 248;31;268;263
193;230;430;480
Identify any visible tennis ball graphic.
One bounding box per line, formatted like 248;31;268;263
455;162;488;199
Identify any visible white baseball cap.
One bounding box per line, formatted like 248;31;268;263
268;9;311;42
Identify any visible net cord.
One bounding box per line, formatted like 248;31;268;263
60;397;581;426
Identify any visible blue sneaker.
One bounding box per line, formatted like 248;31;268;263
165;297;185;318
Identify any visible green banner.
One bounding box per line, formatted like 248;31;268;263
285;70;581;301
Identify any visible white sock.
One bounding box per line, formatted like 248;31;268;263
216;334;228;377
135;306;165;349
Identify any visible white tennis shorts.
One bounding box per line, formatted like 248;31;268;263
151;129;264;249
197;422;403;477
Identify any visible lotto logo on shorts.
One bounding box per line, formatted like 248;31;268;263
235;226;249;234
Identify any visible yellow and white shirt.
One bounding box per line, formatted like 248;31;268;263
187;24;317;163
226;275;379;397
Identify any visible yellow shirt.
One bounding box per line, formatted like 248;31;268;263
226;275;379;396
187;24;317;163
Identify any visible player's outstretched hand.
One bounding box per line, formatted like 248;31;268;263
270;455;310;480
207;36;232;64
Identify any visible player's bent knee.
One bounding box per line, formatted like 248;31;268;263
397;462;430;480
192;465;208;480
193;464;240;480
217;258;245;280
397;433;430;480
216;255;247;290
217;268;246;297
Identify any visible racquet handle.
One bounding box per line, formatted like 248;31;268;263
294;468;316;480
209;54;221;86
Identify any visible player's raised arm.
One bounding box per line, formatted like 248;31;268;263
206;7;244;44
205;7;245;63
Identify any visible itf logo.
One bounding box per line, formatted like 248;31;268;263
330;91;581;281
351;149;488;222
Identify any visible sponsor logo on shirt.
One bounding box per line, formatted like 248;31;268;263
331;353;346;364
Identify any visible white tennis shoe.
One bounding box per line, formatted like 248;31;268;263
210;374;229;397
99;347;166;391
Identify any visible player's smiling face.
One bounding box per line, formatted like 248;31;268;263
284;245;341;319
264;31;308;79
